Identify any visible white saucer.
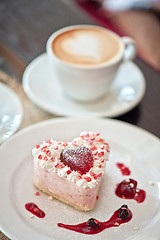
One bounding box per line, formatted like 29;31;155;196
0;82;23;144
23;53;146;117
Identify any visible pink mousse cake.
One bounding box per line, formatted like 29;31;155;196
32;131;110;211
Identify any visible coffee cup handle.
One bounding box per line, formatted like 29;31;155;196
121;37;137;61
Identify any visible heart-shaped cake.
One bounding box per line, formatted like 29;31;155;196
32;131;110;211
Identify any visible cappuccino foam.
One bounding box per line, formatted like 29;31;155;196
52;28;120;66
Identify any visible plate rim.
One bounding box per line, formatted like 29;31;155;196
22;53;146;117
0;117;160;240
1;116;160;150
0;82;23;144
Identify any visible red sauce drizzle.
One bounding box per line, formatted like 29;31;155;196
116;163;131;176
57;207;132;235
25;202;45;218
115;178;146;203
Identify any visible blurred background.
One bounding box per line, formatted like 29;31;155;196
74;0;160;72
0;0;159;77
0;0;160;77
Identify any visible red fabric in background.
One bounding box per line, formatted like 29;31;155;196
75;1;122;34
75;0;160;73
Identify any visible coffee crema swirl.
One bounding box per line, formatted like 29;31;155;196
52;28;120;66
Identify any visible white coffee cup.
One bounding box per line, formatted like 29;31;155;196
46;25;136;102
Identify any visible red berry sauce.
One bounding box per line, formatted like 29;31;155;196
25;202;45;218
116;163;131;176
60;146;93;174
115;178;146;203
57;205;132;235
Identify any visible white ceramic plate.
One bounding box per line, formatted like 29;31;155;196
0;118;160;240
0;82;23;144
22;53;146;117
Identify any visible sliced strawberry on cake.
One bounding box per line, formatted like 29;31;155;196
32;131;110;211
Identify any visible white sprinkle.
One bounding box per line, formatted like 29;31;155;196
114;222;120;226
49;196;53;200
149;181;155;186
125;178;130;182
129;183;134;188
30;214;34;218
133;226;139;230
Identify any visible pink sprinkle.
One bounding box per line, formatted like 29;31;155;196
84;176;92;182
46;140;52;144
35;191;40;196
90;171;95;176
80;135;85;139
98;151;104;157
104;143;109;146
38;155;42;159
90;146;97;151
100;145;104;149
100;158;105;163
50;157;55;162
90;136;95;140
93;175;98;180
90;172;97;178
72;141;77;146
99;165;102;168
63;142;68;147
96;138;103;142
96;133;100;136
57;141;62;145
77;171;82;175
97;173;102;178
86;133;90;138
55;163;59;168
46;150;51;156
72;143;77;146
93;150;98;155
60;163;65;168
41;146;47;151
43;156;48;161
36;145;40;149
67;170;72;175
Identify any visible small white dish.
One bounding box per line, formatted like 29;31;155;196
0;82;23;144
0;117;160;240
23;53;146;117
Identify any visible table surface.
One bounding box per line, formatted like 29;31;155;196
0;0;160;239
